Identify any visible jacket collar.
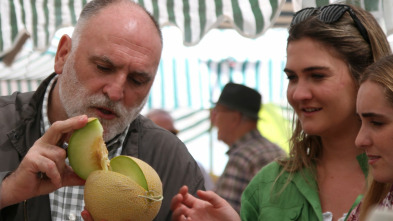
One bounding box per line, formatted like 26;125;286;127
290;153;368;221
7;73;57;157
291;166;323;220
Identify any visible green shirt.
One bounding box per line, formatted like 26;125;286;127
240;154;368;221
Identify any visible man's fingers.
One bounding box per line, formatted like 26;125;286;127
35;155;62;187
25;141;67;178
81;209;93;221
81;208;107;221
39;115;88;145
62;165;85;186
39;143;67;168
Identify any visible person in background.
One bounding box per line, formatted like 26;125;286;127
0;0;205;220
346;54;393;221
209;82;286;213
171;3;392;221
146;108;215;190
146;109;179;135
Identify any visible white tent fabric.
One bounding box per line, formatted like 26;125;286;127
0;51;54;95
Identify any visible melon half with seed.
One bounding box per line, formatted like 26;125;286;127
67;118;163;221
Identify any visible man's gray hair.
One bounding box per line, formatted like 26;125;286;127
71;0;162;51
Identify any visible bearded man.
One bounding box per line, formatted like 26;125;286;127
0;1;205;220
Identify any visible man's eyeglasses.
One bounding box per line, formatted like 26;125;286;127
290;4;370;44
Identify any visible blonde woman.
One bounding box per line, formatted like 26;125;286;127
346;55;393;220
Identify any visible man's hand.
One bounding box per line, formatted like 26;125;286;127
0;115;88;209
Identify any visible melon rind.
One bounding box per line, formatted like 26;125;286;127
68;118;109;180
110;155;148;191
84;162;163;221
68;118;163;220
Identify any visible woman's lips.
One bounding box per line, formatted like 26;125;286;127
299;107;322;117
302;107;322;113
367;154;381;165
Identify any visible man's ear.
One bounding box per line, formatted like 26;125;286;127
54;34;72;74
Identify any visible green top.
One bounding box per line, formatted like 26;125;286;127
240;154;368;221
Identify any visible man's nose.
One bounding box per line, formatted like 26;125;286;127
102;75;126;101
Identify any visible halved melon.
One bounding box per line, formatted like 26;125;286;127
68;118;109;180
67;117;163;221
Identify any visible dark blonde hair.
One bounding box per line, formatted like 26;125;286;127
278;4;391;176
357;54;393;221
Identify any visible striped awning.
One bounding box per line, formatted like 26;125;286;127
0;0;287;58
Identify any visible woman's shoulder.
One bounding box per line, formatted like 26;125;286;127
241;162;320;221
246;161;312;193
252;161;287;182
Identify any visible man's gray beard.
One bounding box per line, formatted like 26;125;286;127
58;56;147;141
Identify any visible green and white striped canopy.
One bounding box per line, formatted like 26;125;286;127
0;0;287;55
2;0;390;62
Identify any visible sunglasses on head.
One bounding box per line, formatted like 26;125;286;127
290;4;370;44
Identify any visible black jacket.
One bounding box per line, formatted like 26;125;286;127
0;73;205;221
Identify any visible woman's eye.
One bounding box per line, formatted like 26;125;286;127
286;75;297;81
312;74;325;79
371;121;383;126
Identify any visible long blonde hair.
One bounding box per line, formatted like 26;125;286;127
358;54;393;221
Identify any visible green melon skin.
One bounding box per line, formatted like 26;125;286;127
68;118;109;180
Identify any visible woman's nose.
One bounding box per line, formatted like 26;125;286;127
289;81;312;101
355;125;372;149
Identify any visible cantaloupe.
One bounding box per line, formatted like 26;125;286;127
67;118;163;221
68;118;110;180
